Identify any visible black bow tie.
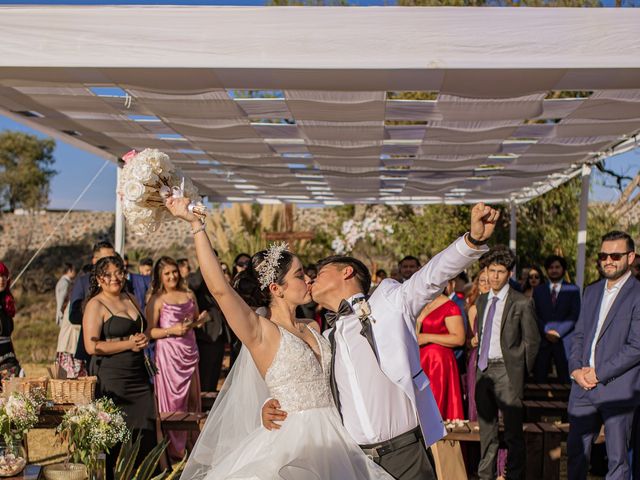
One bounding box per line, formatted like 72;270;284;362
324;299;354;328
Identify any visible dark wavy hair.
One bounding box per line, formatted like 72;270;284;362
233;270;269;309
87;255;126;301
150;256;188;297
238;249;296;305
480;245;516;271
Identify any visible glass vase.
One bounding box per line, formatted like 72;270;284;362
0;434;27;477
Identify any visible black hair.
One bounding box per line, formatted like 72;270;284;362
601;230;635;253
317;255;372;294
63;262;76;273
87;255;125;301
92;241;114;256
398;255;421;267
232;253;253;279
456;271;469;283
481;245;516;271
139;257;154;267
176;258;190;266
523;265;546;292
544;255;568;272
233;270;268;309
234;253;252;265
375;269;387;277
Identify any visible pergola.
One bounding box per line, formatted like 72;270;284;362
1;6;639;287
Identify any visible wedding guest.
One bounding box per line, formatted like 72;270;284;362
475;246;540;480
631;256;640;281
55;263;86;378
125;266;151;311
231;253;251;280
220;262;232;284
417;294;465;420
146;256;204;460
567;231;640;480
138;257;153;276
398;255;420;282
82;255;156;478
189;264;227;393
465;269;490;421
533;255;580;383
522;265;545;298
70;241;116;363
177;258;191;280
446;272;470;375
123;254;131;272
0;262;21;384
55;263;76;326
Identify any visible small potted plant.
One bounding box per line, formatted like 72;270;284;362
0;390;45;477
47;398;130;480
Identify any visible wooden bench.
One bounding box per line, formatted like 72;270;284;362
524;400;568;422
444;421;543;480
159;412;208;432
200;391;219;411
524;383;571;401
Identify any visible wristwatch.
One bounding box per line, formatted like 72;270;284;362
467;233;487;246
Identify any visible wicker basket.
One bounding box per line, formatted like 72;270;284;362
49;377;97;405
42;463;88;480
1;377;48;397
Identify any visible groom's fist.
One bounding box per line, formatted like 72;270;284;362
470;203;500;243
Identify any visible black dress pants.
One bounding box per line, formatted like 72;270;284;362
476;361;525;480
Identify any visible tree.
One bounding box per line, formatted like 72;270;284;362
0;131;56;211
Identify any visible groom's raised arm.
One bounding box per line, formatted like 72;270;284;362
396;204;499;320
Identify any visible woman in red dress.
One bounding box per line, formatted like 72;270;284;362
417;294;466;420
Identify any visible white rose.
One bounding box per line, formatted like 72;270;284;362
123;181;146;203
130;161;156;183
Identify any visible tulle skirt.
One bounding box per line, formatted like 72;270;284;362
202;406;393;480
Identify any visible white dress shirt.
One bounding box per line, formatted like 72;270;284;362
549;281;562;295
481;283;510;361
333;293;418;445
589;271;632;368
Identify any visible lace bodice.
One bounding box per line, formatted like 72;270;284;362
265;325;333;412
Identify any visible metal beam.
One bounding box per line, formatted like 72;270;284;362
576;164;591;291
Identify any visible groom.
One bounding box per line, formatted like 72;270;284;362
263;203;499;479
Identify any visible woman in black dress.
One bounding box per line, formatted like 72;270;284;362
0;262;21;385
82;256;156;477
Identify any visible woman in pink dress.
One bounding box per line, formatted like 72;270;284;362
146;256;207;460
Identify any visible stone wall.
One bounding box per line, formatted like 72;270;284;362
0;210;193;259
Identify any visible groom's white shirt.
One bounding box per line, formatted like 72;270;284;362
325;235;487;447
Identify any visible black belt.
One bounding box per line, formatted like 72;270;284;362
359;426;422;459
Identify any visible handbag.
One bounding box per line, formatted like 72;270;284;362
126;293;159;377
430;439;468;480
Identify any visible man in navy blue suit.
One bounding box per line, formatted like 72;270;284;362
533;255;581;383
568;230;640;480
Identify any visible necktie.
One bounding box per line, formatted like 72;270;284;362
478;296;500;371
551;285;558;307
324;299;354;328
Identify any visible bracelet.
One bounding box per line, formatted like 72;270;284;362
467;232;487;246
192;224;206;235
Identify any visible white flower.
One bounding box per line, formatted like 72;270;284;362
130;160;157;183
122;181;146;203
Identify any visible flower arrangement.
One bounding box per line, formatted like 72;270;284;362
331;215;394;255
0;390;45;476
56;398;130;476
118;148;206;234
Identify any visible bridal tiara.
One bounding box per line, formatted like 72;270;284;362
256;242;290;290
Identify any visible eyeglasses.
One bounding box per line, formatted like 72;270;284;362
597;251;632;262
100;270;126;280
528;274;540;280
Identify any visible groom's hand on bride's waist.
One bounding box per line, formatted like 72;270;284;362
262;398;287;430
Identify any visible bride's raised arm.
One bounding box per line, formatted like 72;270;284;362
166;197;263;349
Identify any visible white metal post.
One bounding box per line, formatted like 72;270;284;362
510;201;517;278
114;163;125;255
576;164;591;291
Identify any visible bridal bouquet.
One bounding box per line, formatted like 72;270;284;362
119;148;207;234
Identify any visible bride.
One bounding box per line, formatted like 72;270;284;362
166;198;392;480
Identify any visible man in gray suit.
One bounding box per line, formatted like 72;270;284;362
475;246;540;480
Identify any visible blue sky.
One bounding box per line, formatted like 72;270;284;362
1;0;637;210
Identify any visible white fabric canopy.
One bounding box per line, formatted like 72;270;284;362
1;6;639;205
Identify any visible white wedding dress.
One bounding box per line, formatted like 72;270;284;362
181;325;392;480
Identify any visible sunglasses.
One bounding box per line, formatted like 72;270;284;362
236;261;250;267
598;251;632;262
529;274;540;279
